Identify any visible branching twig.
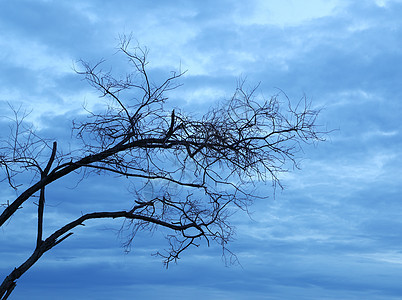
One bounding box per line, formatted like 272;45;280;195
0;36;326;298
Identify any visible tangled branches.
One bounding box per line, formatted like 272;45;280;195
0;38;324;299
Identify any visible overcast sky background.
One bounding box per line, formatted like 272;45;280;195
1;0;402;299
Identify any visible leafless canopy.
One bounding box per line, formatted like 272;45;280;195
0;38;324;299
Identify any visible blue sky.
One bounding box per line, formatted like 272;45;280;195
1;0;402;299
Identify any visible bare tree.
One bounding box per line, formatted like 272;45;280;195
0;38;324;299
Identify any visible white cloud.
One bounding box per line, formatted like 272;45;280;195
347;20;372;32
375;0;402;7
234;0;340;27
172;85;228;106
0;34;71;75
363;129;399;140
70;2;100;24
298;152;397;194
354;251;402;265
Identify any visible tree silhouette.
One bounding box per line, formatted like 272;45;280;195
0;38;324;299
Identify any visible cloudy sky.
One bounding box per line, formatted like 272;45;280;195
1;0;402;299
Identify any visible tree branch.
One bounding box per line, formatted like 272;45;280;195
0;38;326;299
0;208;205;299
36;142;57;248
